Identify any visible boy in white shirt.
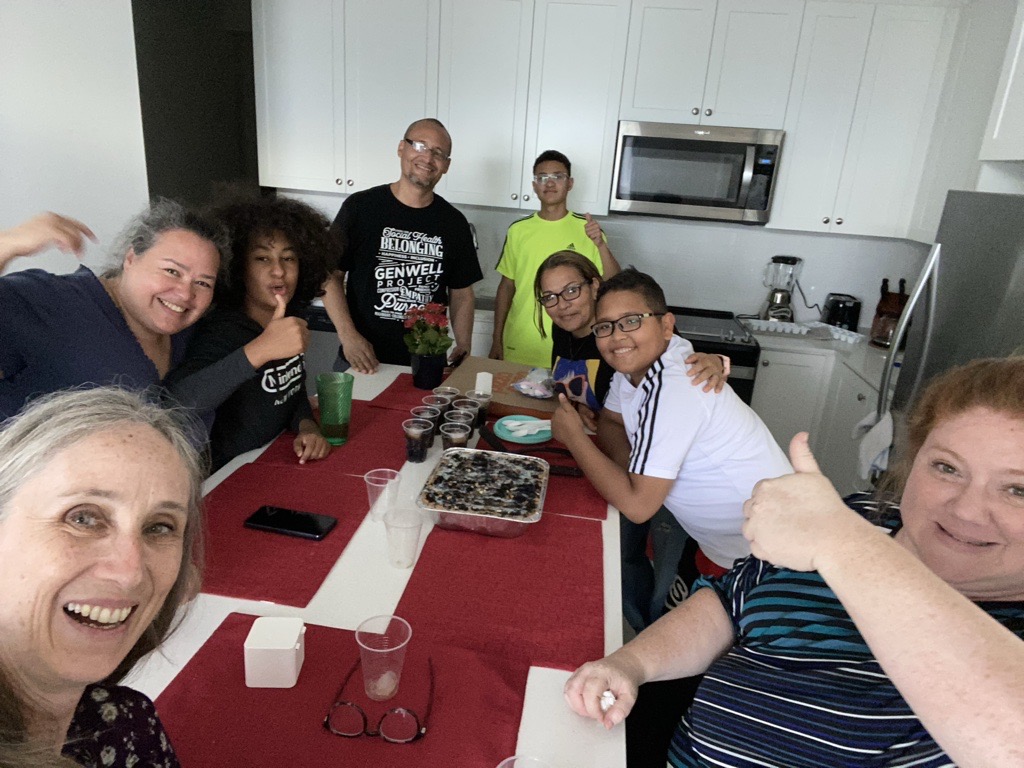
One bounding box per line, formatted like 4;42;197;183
552;268;792;576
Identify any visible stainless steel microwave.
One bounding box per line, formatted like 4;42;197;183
610;121;784;224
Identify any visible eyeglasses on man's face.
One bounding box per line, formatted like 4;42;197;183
591;312;665;338
533;172;569;184
403;137;451;162
538;281;585;308
322;657;434;743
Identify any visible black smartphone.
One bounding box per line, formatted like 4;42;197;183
243;506;337;541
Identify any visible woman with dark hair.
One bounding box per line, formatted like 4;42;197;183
0;202;228;419
166;196;336;471
567;356;1024;767
535;250;725;432
0;387;205;767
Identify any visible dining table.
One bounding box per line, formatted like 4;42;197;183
127;363;626;767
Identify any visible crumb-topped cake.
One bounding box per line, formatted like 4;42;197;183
418;449;547;520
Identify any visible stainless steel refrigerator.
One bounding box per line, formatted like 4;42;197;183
880;190;1024;419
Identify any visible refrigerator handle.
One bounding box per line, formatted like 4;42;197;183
877;243;941;420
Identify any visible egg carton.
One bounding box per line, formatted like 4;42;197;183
742;319;814;336
742;319;865;344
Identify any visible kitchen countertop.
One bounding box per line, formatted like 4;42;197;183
750;329;894;391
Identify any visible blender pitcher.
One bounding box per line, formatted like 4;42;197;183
760;255;802;321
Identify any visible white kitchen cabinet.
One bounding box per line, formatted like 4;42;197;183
438;0;629;214
768;2;956;237
815;361;879;497
750;346;833;454
252;0;340;192
980;0;1024;160
620;0;803;129
435;0;533;208
252;0;439;195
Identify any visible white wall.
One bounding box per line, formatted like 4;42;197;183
287;189;929;329
0;1;149;274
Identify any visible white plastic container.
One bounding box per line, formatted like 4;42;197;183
244;617;306;688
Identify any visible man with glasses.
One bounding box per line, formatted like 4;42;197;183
490;150;620;367
323;118;482;372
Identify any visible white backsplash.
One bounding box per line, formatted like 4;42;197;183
287;190;930;328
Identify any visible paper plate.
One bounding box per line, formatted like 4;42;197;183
494;415;552;445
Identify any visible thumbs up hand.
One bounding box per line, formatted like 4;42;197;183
741;433;861;572
584;213;603;247
244;294;310;368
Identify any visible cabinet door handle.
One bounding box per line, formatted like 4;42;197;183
822;216;830;224
691;107;699;116
705;108;713;116
335;178;343;186
761;360;769;367
857;393;866;402
347;179;354;187
835;217;843;225
511;193;518;201
523;194;530;201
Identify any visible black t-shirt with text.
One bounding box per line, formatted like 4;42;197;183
331;185;482;365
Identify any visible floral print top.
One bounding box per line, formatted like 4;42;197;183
62;684;180;768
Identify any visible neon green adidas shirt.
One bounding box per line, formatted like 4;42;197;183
496;212;605;367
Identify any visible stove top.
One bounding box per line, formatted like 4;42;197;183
669;307;758;354
667;306;760;404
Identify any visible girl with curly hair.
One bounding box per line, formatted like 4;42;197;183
166;196;338;471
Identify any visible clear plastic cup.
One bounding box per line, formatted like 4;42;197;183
410;406;440;446
440;422;471;450
402;418;432;463
432;386;460;403
466;389;493;427
355;615;412;701
364;468;400;521
495;758;552;768
421;394;451;418
383;507;423;569
444;409;475;438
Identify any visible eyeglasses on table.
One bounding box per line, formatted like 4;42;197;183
322;656;434;743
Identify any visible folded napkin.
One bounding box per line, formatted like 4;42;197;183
854;410;893;479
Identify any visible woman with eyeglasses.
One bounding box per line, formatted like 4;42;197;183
534;251;726;433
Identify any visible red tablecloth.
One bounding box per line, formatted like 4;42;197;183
157;613;527;768
251;401;408;474
201;464;367;607
396;512;605;671
368;372;440;413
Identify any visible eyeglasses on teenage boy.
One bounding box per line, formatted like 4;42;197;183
403;137;451;162
591;312;666;338
538;282;586;307
533;172;570;184
322;657;434;743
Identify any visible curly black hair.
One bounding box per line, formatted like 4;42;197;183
210;195;338;313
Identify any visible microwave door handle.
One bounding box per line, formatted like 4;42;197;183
876;242;940;420
737;145;756;206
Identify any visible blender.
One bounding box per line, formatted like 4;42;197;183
760;255;802;321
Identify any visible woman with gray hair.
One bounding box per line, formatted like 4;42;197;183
0;387;205;767
0;201;229;418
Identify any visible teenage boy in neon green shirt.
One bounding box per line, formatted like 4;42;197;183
490;150;620;367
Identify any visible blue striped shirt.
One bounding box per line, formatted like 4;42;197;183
668;500;1024;767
